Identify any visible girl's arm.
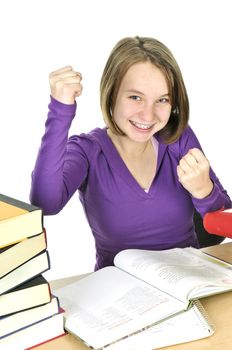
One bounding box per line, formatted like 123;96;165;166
177;127;231;216
30;67;87;214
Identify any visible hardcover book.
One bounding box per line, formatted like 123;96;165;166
0;274;51;317
0;250;50;295
0;193;43;248
0;230;47;278
0;308;65;350
0;296;60;339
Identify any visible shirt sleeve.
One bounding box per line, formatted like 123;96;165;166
30;96;89;215
179;126;232;216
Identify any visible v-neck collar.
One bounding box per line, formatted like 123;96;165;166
91;128;168;198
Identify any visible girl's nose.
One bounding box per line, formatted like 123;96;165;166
139;104;154;122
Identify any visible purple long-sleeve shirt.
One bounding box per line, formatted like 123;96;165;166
30;97;231;270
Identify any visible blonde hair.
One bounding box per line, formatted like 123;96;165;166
100;36;189;144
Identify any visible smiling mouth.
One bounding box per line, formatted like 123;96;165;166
130;120;154;130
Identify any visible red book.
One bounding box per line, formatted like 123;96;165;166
204;209;232;238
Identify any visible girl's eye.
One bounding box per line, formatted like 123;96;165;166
129;95;141;101
159;98;170;103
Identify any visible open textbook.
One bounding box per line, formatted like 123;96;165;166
54;247;232;349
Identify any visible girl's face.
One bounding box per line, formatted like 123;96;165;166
112;61;172;143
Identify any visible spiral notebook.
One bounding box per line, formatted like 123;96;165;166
103;300;214;350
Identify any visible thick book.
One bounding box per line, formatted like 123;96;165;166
0;230;47;279
0;296;60;339
0;193;43;248
0;274;51;317
0;250;50;295
0;308;65;350
54;246;232;349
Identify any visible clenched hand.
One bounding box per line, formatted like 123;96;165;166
49;66;83;104
177;148;213;199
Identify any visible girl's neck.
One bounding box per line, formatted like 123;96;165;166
107;128;152;159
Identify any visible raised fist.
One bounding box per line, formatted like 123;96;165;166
49;66;83;104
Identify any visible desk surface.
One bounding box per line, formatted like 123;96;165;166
35;242;232;350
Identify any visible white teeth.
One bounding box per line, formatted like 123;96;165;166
131;121;153;130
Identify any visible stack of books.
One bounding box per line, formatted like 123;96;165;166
0;193;65;349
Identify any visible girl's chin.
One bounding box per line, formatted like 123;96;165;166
126;131;154;143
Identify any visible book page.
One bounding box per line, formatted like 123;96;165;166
54;266;185;349
105;300;214;350
114;247;232;302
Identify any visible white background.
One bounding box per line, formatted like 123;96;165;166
0;0;231;280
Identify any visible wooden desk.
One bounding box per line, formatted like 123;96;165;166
35;242;232;350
